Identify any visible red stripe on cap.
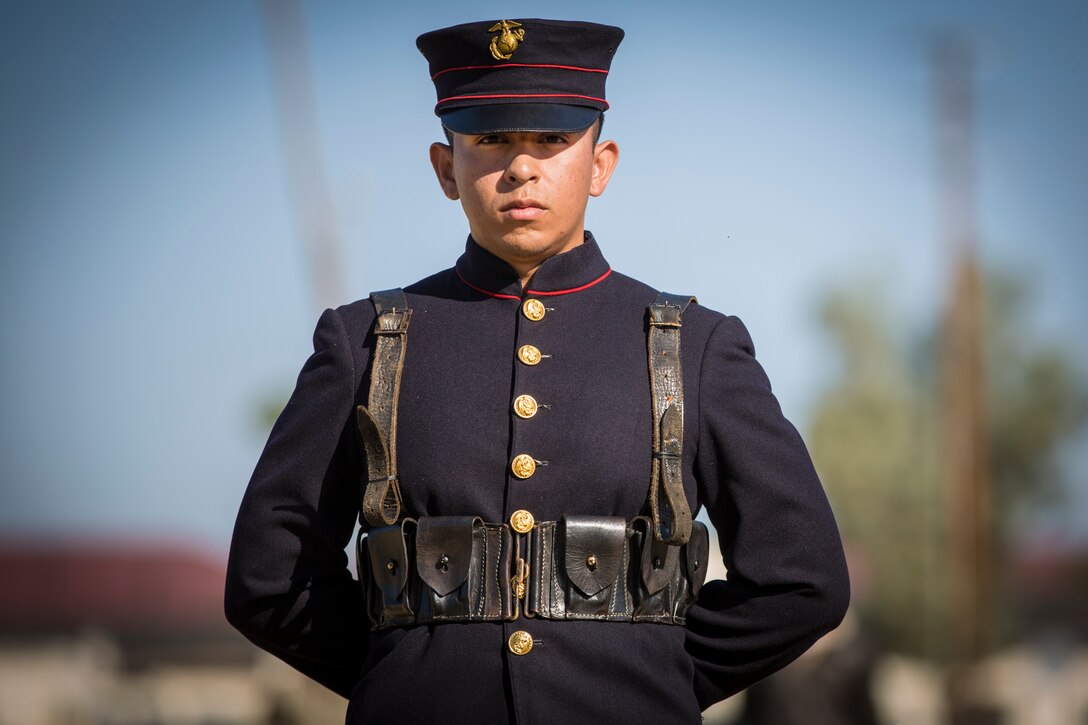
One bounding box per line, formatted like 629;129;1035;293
526;268;612;296
437;93;609;108
432;63;609;80
455;267;521;300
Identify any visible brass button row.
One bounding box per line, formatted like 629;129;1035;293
522;298;546;322
510;302;545;649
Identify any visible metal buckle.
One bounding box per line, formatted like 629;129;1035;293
509;556;530;621
511;557;529;601
375;309;411;335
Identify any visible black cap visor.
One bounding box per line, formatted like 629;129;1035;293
440;103;601;134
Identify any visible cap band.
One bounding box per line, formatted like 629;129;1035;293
432;63;609;81
440;103;601;134
437;93;608;110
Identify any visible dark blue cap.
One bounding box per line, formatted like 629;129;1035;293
417;19;624;134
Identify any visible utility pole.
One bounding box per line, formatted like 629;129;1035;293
933;32;993;723
260;0;345;314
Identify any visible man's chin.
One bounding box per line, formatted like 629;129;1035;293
472;225;583;265
498;234;581;262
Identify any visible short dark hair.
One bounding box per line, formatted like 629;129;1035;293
442;115;605;147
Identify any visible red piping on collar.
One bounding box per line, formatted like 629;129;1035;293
526;268;612;296
432;63;609;81
456;268;521;300
456;266;612;299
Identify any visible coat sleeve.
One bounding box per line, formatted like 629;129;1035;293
224;307;368;698
685;315;850;709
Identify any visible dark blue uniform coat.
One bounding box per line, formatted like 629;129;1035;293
225;235;850;723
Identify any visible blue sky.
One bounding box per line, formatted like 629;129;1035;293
1;1;1085;552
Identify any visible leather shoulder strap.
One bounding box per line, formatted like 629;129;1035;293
359;288;412;527
647;292;697;544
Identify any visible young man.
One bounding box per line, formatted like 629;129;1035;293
225;18;849;724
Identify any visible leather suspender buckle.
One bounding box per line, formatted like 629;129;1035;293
648;303;682;328
375;308;412;335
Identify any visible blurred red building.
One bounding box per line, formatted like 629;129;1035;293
0;538;227;635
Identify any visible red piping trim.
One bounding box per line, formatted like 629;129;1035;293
437;93;609;108
456;266;613;299
527;268;612;296
432;63;609;80
456;267;521;300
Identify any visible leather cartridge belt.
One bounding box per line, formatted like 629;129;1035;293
357;514;710;629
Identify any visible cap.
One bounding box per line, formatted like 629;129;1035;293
416;19;624;134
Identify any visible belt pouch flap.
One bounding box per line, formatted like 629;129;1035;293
415;516;479;597
637;517;679;595
563;515;626;598
684;521;711;598
366;521;411;603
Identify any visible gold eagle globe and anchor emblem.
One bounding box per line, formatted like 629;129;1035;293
488;20;525;60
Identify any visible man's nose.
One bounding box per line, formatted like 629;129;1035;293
505;150;540;184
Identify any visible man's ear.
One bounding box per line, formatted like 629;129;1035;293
429;142;459;200
589;140;619;198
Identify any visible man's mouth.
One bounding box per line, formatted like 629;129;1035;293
501;199;546;221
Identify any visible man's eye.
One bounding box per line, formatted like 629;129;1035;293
476;134;504;145
541;134;569;144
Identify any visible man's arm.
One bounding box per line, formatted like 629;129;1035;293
224;307;369;697
686;315;850;709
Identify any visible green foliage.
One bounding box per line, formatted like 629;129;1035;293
807;268;1086;659
808;282;947;657
983;274;1087;520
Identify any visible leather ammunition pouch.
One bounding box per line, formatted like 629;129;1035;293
358;515;709;629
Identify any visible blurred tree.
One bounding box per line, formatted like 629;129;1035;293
807;269;1086;659
981;274;1085;522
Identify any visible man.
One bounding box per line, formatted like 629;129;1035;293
225;18;849;724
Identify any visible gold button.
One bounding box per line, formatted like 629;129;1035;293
508;630;534;656
517;344;542;366
522;298;546;321
510;509;535;533
512;394;538;419
511;454;536;479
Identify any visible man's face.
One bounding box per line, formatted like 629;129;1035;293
429;124;618;276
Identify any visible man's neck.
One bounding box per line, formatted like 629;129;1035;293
472;230;587;291
517;266;538;291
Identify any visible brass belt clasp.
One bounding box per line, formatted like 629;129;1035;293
511;557;529;601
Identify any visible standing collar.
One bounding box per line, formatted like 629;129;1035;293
454;232;612;300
